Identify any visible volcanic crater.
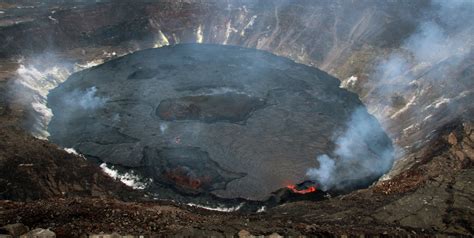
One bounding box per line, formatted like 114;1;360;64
47;44;392;203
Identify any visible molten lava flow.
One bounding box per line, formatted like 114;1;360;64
286;184;317;194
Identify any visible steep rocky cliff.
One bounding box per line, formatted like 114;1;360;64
0;126;141;201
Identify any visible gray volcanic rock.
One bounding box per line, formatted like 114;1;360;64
47;44;390;200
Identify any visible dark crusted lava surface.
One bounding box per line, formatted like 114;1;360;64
47;44;392;201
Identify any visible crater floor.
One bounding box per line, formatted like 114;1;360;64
47;44;391;201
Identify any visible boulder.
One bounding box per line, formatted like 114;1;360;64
1;224;28;237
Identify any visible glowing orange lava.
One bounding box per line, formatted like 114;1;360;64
286;184;317;194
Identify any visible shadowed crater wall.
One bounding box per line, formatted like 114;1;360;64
47;44;392;201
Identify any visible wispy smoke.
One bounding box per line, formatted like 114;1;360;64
8;54;74;139
307;107;394;191
405;22;452;63
8;52;106;139
401;5;471;65
372;53;413;97
369;0;473;120
48;86;108;136
63;87;107;110
306;155;334;190
320;0;473;188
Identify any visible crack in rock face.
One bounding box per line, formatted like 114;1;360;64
47;44;392;201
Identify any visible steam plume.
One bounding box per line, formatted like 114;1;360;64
307;107;394;191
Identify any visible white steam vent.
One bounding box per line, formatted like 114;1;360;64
10;54;107;139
